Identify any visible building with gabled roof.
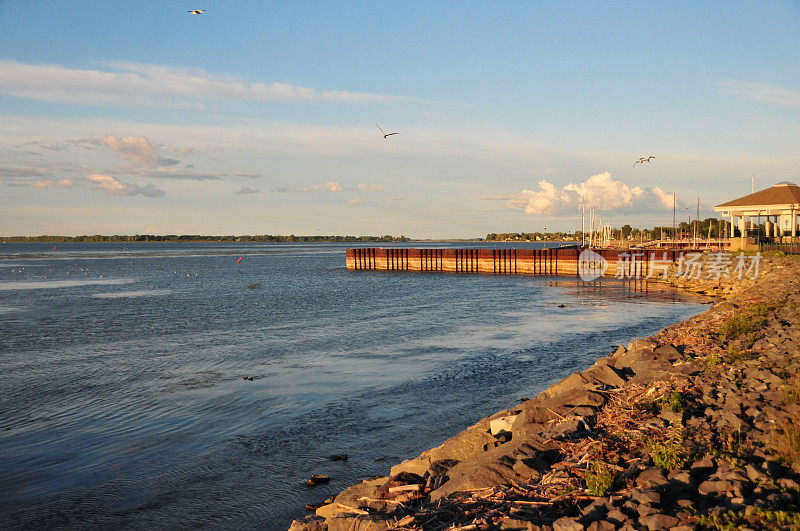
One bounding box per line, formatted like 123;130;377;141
714;182;800;242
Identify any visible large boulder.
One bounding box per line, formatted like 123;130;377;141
583;361;627;388
390;420;495;477
429;437;560;501
316;477;388;519
611;347;656;370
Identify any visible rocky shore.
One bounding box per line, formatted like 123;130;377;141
291;256;800;530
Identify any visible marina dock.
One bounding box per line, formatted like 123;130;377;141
346;247;683;277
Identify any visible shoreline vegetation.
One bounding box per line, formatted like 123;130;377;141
292;256;800;530
0;219;738;244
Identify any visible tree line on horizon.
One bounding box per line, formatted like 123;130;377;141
1;234;411;243
486;218;738;242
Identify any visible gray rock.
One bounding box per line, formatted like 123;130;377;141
744;406;761;419
659;408;683;424
698;479;732;496
563;391;605;408
552;516;584;531
613;347;656;370
627;361;675;384
605;509;628;525
715;468;749;483
653;344;682;361
390;418;495;477
512;406;561;432
500;518;533;530
586;522;615;531
543;416;592;440
327;515;391;531
621;500;639;517
745;463;770;483
636;504;659;517
778;478;800;490
583;364;627;388
690;457;716;476
639;513;680;530
289;516;327;531
512;458;543;481
718;409;743;429
667;470;691;484
542;373;593;401
628;338;658;351
730;480;749;498
580;499;609;522
636;467;668;488
631;489;660;506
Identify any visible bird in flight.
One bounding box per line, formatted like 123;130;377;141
188;9;205;15
376;124;398;139
633;155;655;167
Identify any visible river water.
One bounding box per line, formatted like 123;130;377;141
0;242;707;529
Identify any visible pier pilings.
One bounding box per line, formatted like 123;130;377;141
346;247;681;277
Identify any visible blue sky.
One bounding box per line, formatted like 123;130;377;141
1;1;798;237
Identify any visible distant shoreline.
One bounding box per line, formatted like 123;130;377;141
1;236;573;244
0;235;415;244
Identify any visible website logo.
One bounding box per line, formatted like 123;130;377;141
578;249;608;281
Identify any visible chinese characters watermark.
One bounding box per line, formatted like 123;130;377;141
579;250;762;282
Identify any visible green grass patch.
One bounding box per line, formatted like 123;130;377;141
585;460;614;497
772;423;800;473
701;427;752;463
662;391;687;413
698;506;800;530
782;374;800;405
704;352;723;374
720;302;776;341
725;344;759;364
647;421;691;470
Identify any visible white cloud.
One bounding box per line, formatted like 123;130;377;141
101;136;169;167
506;172;675;216
80;135;182;168
143;167;220;181
299;181;344;192
31;178;74;188
651;186;675;210
0;166;51;179
87;173;165;197
509;180;573;215
347;197;365;205
0;60;408;108
563;172;644;211
357;183;387;192
234;186;259;195
719;80;800;109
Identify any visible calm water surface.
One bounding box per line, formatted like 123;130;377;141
0;242;707;529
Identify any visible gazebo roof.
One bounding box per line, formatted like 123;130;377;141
715;182;800;209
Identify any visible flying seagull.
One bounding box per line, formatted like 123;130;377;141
633;155;655;167
188;9;205;15
376;123;398;139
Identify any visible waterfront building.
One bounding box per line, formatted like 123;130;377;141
714;182;800;249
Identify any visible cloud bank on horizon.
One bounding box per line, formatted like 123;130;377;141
87;173;165;197
504;172;675;216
